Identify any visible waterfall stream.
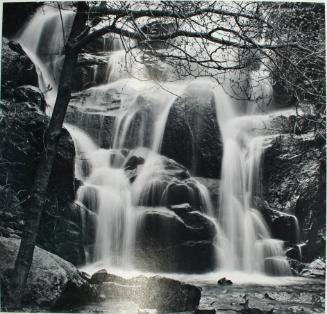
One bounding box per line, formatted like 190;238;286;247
17;4;298;277
15;5;75;108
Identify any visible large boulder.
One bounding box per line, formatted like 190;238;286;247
135;207;217;272
161;91;223;178
0;237;91;311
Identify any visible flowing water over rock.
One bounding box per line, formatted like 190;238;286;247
18;5;302;278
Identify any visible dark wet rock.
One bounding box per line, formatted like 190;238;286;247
135;207;217;272
65;107;116;148
162;92;223;179
262;133;325;260
1;38;38;90
300;258;325;278
217;277;233;285
0;236;91;311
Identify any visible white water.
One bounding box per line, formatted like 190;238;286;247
211;81;291;275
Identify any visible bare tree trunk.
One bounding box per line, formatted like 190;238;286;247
6;2;88;307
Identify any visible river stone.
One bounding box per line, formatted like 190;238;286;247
0;236;91;311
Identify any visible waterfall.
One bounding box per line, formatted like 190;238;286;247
15;5;75;108
212;82;291;275
22;4;295;276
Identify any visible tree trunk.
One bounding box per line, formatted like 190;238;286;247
6;2;88;307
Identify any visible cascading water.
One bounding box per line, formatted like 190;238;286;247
22;4;297;277
212;83;292;275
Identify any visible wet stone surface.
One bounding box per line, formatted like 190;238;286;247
62;280;324;313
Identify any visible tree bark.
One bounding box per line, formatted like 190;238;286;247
6;2;88;307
